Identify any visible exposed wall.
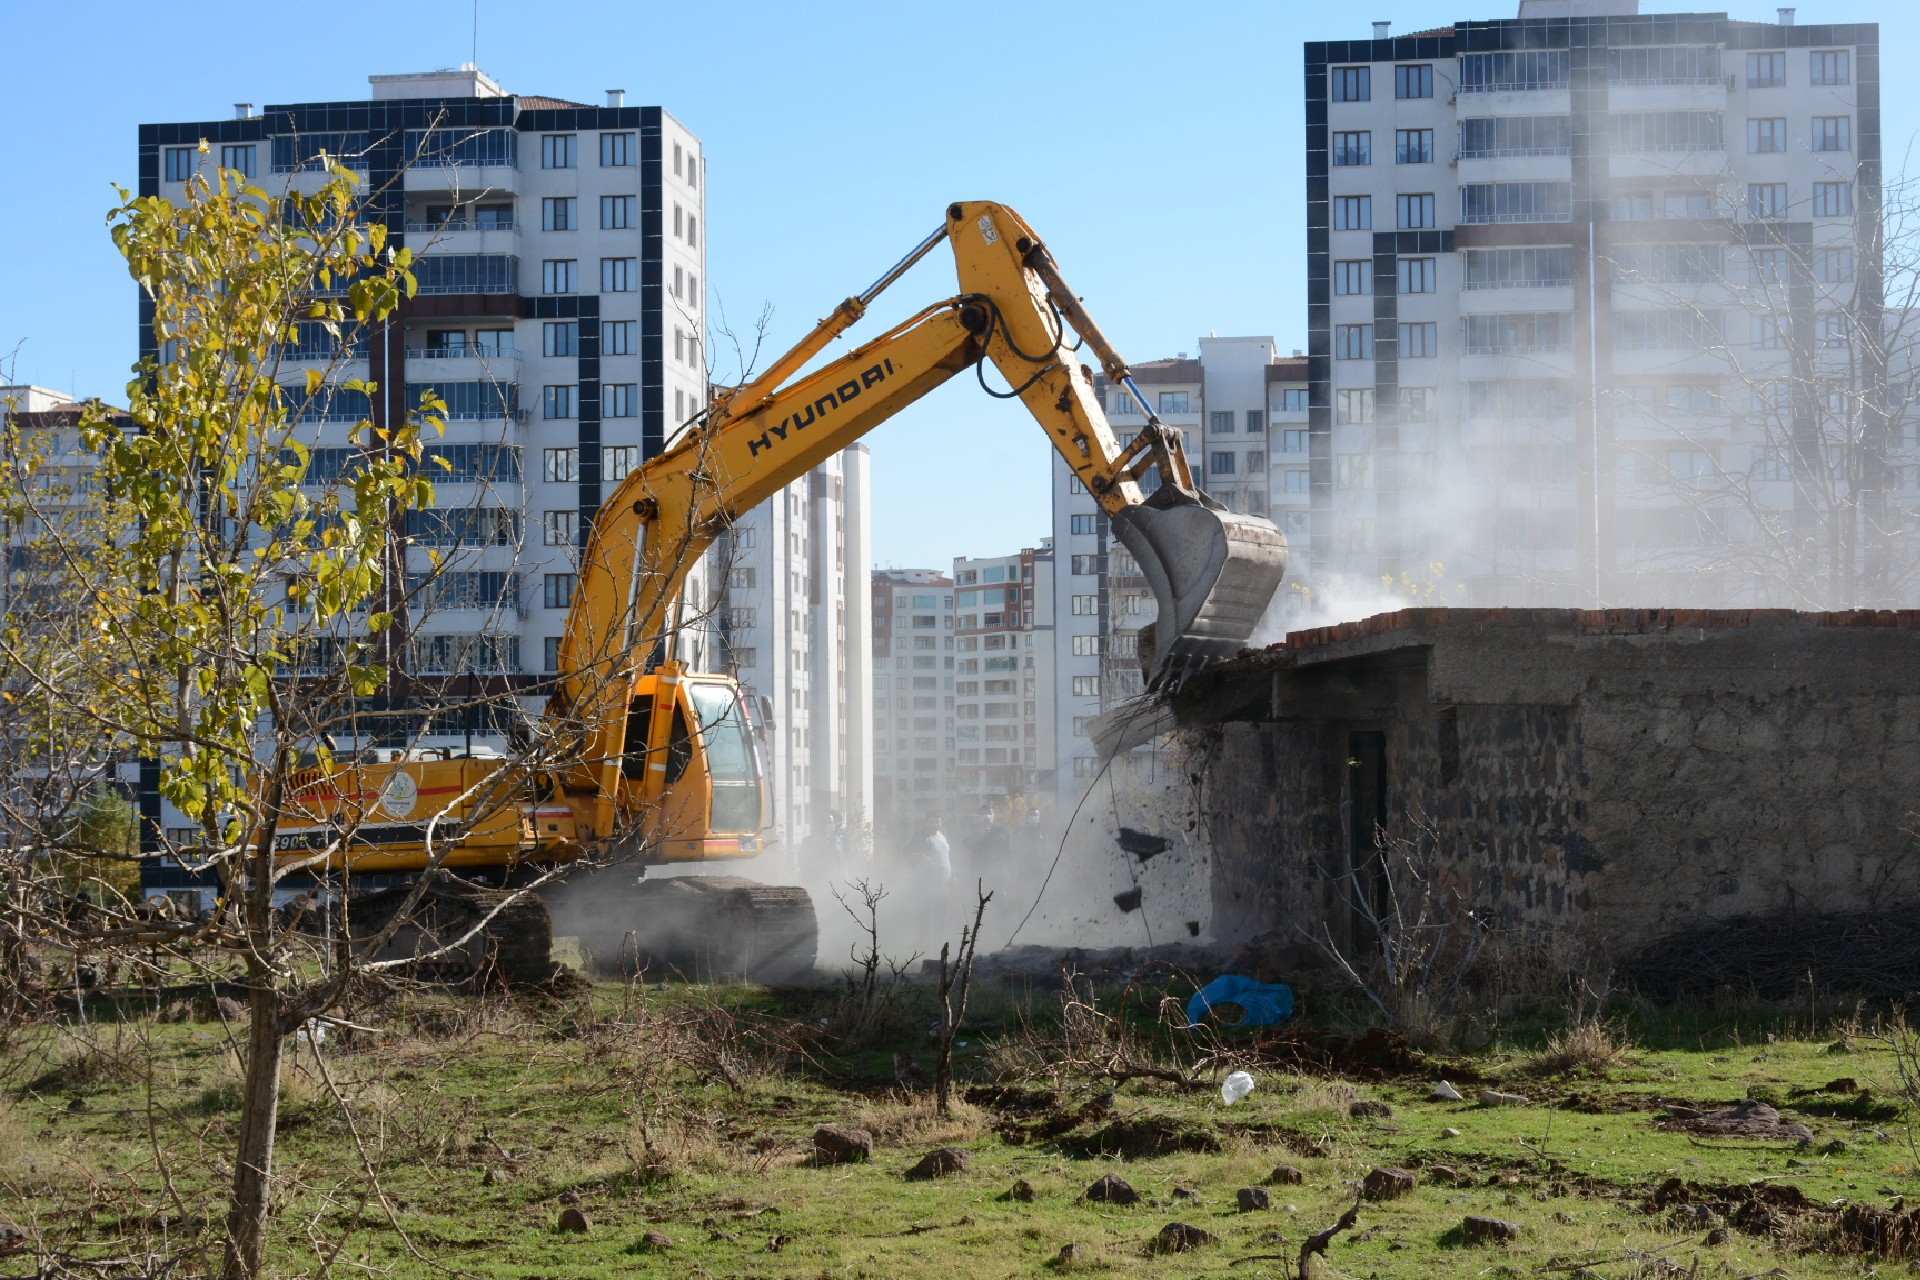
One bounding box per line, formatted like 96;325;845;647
1181;609;1920;967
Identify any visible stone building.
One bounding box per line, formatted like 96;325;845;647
1171;607;1920;968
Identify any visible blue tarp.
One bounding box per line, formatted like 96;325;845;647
1186;974;1295;1028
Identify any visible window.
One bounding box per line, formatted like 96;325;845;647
1280;389;1309;412
1748;117;1787;153
1399;387;1434;422
543;321;578;358
1611;242;1724;284
1246;410;1264;432
1070;554;1102;574
1751;315;1786;350
1816;313;1851;348
600;131;635;166
1396;193;1436;229
1071;634;1103;657
1749;247;1790;285
1069;513;1102;535
543;510;577;545
1458;115;1573;158
1157;391;1190;413
1613;110;1724;152
541;134;576;169
543;259;577;293
1334;260;1372;295
601;195;636;229
1811;49;1850;86
1209;451;1236;476
164;146;196;182
1331;131;1371;166
1812;182;1852;217
603;320;634;356
1462;312;1573;354
1748;51;1786;88
1246;451;1265;472
543;448;578;483
542;197;576;231
1332;196;1372;230
731;647;756;669
1613;310;1723;351
686;215;697;248
220;144;256;178
1336;389;1374;424
1210;410;1234;433
1609;45;1722;85
1399;321;1438;358
1460;182;1569;224
723;608;756;630
1661;190;1717;219
1398;257;1436;293
1815;248;1855;283
543;573;576;609
605;384;637;417
1280;428;1309;452
1667;449;1717;482
1752;445;1790;482
543;385;577;419
1459;50;1570;92
1071;675;1102;697
601;257;636;291
1336;454;1373;489
1070;594;1098;615
1396;129;1434;164
1331;66;1370;102
1335;324;1374;359
1395;64;1433;99
1813;117;1851;152
1280;469;1310;494
543;637;562;672
1747;183;1789;219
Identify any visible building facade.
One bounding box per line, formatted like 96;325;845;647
1306;3;1905;608
870;568;955;840
951;544;1055;814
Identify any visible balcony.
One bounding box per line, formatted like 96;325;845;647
405;219;517;235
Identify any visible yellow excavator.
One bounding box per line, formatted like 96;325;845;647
278;200;1288;982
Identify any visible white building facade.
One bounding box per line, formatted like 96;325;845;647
870;568;955;841
951;544;1055;815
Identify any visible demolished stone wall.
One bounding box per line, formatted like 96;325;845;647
1178;610;1920;973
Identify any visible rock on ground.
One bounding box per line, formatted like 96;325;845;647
1479;1089;1528;1107
1431;1080;1462;1101
1237;1187;1273;1212
1268;1163;1305;1185
0;1224;25;1256
905;1147;972;1180
1461;1215;1519;1244
1150;1223;1216;1253
1363;1168;1417;1201
1009;1178;1036;1202
1084;1174;1141;1205
1349;1099;1394;1119
1656;1100;1813;1142
556;1208;590;1234
812;1124;873;1165
638;1231;672;1251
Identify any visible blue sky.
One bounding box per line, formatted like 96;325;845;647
1;0;1906;569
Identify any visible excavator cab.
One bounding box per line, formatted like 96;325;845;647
619;667;769;863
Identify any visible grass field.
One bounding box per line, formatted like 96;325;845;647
5;973;1920;1278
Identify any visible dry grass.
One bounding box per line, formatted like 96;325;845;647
1530;1020;1634;1077
853;1093;990;1148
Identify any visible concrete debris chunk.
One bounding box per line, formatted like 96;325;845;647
1431;1080;1462;1101
1479;1089;1528;1107
1363;1167;1417;1201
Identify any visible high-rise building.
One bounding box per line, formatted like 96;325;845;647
951;544;1055;814
870;568;955;840
1306;4;1908;607
711;445;872;852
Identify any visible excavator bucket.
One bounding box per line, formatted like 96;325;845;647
1110;496;1289;690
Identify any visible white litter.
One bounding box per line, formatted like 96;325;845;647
1220;1070;1256;1105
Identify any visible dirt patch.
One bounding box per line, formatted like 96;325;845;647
1653;1100;1813;1142
987;1091;1114;1146
1251;1027;1483;1082
1645;1177;1815;1237
1055;1112;1223;1159
1832;1202;1920;1259
1785;1089;1902;1123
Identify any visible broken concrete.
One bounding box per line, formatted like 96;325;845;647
1172;609;1920;976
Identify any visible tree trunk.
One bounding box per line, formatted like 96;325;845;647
223;950;284;1277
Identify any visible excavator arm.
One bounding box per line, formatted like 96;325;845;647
550;200;1287;838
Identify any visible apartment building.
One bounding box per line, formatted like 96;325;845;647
1308;3;1905;607
870;568;955;839
951;544;1056;814
1050;341;1303;803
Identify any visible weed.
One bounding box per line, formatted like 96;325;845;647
1530;1021;1634;1077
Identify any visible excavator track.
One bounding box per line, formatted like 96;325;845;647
563;874;818;985
344;882;558;988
